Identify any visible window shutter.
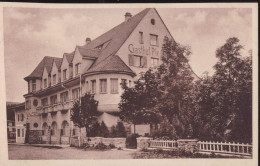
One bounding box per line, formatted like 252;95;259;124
129;55;134;66
142;56;147;68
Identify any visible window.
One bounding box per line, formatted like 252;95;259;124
129;55;147;68
110;79;118;94
21;114;24;121
139;32;144;44
86;81;89;93
28;81;31;93
50;95;57;105
22;129;24;137
129;80;132;87
151;18;155;25
150;34;158;46
41;98;48;106
53;74;56;85
100;79;107;93
18;114;20;121
12;128;15;132
26;100;31;109
32;80;36;92
17;129;20;137
72;88;80;100
60;91;69;103
151;58;159;67
121;79;127;86
75;63;81;75
44;78;47;88
63;69;67;81
33;123;38;128
91;80;96;94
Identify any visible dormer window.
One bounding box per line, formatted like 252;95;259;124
44;79;47;88
75;63;81;75
63;69;67;81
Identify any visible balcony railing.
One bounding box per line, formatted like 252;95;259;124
37;100;75;113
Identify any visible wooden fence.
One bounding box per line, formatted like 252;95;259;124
148;139;252;157
150;140;178;149
198;141;252;156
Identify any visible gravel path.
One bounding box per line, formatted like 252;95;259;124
8;144;139;160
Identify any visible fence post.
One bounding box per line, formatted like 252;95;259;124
246;143;249;154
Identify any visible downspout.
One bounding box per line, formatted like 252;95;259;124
79;73;82;147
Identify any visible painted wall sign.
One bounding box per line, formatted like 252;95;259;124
128;44;160;57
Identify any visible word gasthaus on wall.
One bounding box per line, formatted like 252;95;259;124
128;44;160;57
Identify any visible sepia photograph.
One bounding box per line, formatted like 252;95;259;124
0;3;258;165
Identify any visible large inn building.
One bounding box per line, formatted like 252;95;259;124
19;8;197;144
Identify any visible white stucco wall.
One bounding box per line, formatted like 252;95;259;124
116;8;172;80
60;55;70;82
84;73;133;110
50;61;59;86
41;67;49;89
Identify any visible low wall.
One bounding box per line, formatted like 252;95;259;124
137;138;199;153
136;137;152;149
88;137;126;148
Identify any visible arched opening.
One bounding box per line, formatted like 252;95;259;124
61;120;69;136
42;122;48;136
51;121;57;136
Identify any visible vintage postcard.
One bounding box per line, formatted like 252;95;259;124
0;2;258;166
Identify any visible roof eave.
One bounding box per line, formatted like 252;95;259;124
82;70;136;78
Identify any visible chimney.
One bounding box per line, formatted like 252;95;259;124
85;37;91;45
124;12;132;22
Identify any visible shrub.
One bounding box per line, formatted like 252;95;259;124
117;147;122;150
141;148;149;152
95;142;108;150
115;122;126;137
100;121;109;137
108;143;116;149
88;121;101;137
144;133;150;137
109;122;127;138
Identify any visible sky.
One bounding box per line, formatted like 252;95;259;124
3;7;252;102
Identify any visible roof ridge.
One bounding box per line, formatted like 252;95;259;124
89;8;151;69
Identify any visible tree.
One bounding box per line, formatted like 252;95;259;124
70;93;101;137
192;37;252;143
119;69;161;133
156;36;195;138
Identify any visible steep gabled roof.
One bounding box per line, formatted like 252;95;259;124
54;58;63;69
64;52;74;64
24;56;60;81
82;8;151;75
85;55;135;76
